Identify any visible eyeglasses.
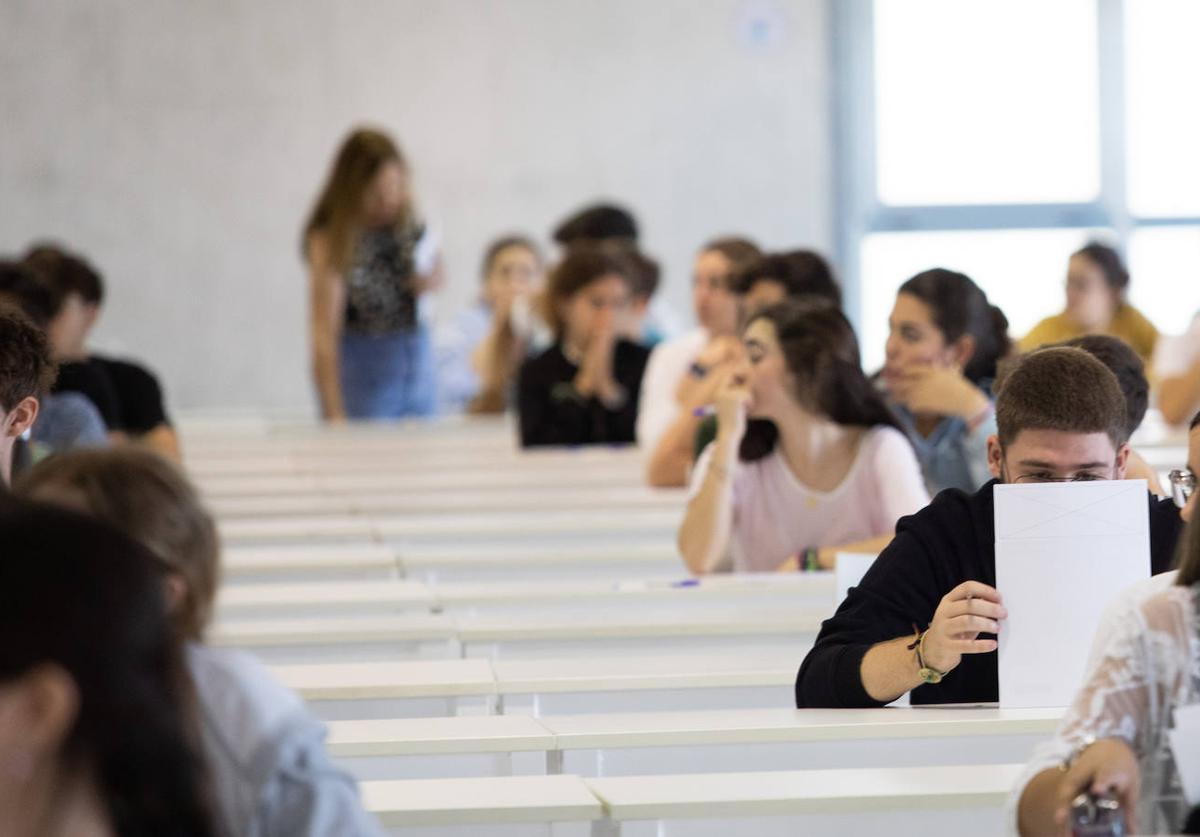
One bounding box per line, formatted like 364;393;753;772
1169;469;1196;510
1002;461;1119;485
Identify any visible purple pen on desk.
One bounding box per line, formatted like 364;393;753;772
692;406;717;418
671;579;700;588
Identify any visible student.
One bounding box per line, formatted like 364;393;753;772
613;246;666;346
1020;242;1159;363
733;250;842;320
517;248;650;447
677;299;929;574
1013;413;1199;835
0;501;215;836
690;249;844;464
438;235;544;413
882;269;1011;495
1155;309;1200;426
0;304;55;485
552;203;638;247
16;448;385;837
639;238;761;487
1062;334;1164;495
303;127;443;420
794;347;1184;709
24;245;179;459
0;261;106;455
552;202;681;344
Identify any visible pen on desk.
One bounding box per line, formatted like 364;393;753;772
671;579;700;588
692;406;717;418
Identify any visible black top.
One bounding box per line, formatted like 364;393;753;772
53;359;121;430
92;355;170;434
794;480;1184;708
517;340;650;448
344;224;423;335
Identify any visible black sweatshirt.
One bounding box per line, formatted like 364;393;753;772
795;480;1184;708
517;340;650;448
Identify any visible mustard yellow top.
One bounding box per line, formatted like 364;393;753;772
1018;304;1160;364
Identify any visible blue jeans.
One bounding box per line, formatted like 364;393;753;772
339;327;436;419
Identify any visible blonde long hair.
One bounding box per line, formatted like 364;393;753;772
302;127;411;273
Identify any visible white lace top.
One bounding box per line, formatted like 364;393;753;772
1007;582;1200;834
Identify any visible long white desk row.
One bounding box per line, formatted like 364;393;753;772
209;606;823;663
197;465;650;498
358;763;1027;836
185;446;647;479
325;706;1060;781
270;653;802;719
222;541;686;583
217;508;682;547
206;484;686;518
215;573;838;617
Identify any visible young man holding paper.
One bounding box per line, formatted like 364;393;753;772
794;347;1184;708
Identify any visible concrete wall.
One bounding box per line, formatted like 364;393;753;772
0;0;833;413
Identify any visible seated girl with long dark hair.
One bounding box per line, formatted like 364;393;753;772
17;448;383;837
678;299;929;574
0;501;215;837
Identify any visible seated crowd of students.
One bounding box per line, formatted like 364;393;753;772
3;186;1200;833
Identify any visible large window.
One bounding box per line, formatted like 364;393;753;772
836;0;1200;370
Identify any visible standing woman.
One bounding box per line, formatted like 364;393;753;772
303;128;442;420
881;268;1011;495
1020;242;1159;363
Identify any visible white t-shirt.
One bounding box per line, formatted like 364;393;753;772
636;328;709;450
688;426;931;573
1154;311;1200;378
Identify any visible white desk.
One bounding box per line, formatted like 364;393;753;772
399;542;682;583
209;613;458;662
493;652;799;716
457;609;822;660
328;715;555;781
219;516;376;546
216;579;433;617
325;706;1059;783
374;509;680;543
362;774;601;834
272;659;497;720
207;486;685;519
433;574;836;615
221;544;400;583
545;706;1058;776
586;763;1025;837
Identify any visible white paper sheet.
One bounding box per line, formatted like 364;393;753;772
834;552;879;605
995;480;1150;708
1170;703;1200;805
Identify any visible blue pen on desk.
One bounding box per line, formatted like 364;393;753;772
692;406;717;418
671;579;700;588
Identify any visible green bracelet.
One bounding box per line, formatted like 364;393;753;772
799;547;820;572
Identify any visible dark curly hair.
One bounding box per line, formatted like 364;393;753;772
0;303;57;412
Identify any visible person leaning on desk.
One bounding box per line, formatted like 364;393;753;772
795;346;1185;709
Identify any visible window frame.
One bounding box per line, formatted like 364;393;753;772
831;0;1200;341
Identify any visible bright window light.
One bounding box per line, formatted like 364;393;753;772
1125;0;1200;217
873;0;1100;205
1127;226;1200;335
